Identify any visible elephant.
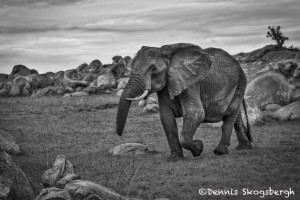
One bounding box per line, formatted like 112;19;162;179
116;43;253;161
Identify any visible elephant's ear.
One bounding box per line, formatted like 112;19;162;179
161;43;212;99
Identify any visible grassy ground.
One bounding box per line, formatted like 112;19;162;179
0;94;299;200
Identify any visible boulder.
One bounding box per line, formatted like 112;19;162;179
245;71;292;109
41;154;74;187
34;187;71;200
112;55;123;64
0;73;8;85
272;101;300;121
71;91;89;97
117;80;127;91
108;143;150;155
81;59;102;74
10;75;31;96
146;97;158;105
116;89;124;97
0;150;41;200
293;65;300;80
241;100;263;125
97;73;115;89
76;63;88;72
0;129;21;155
142;103;159;113
0;82;12;96
138;99;146;107
9;64;34;79
265;104;282;111
64;69;79;80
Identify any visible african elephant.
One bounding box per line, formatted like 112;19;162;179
116;43;252;161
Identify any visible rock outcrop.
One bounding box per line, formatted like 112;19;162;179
245;71;292;109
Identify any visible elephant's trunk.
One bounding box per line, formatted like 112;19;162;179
116;74;146;136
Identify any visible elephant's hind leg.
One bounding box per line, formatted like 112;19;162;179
234;111;252;150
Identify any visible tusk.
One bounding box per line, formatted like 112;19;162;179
126;90;149;101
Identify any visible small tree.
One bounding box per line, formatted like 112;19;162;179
266;26;289;48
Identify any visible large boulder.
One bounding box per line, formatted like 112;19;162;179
0;73;8;85
272;101;300;121
241;100;263;125
97;73;115;89
0;82;13;96
76;63;88;72
0;129;21;155
9;64;37;79
81;60;103;74
245;71;292;109
64;69;79;80
10;75;31;96
0;150;42;199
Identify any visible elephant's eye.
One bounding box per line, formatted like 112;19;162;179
150;65;158;73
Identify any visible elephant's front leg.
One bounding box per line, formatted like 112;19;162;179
179;87;205;157
158;91;184;161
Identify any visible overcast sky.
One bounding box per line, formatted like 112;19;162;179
0;0;299;74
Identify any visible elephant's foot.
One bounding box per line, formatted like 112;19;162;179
167;152;184;162
214;144;230;155
181;140;204;157
235;142;252;150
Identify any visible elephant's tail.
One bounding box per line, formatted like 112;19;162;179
242;99;253;142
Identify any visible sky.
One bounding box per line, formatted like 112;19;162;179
0;0;299;74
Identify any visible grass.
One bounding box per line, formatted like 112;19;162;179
0;94;299;200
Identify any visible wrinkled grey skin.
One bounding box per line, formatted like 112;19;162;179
116;43;252;161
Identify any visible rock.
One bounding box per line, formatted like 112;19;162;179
146;97;158;105
117;80;127;91
63;94;71;98
138;99;146;107
66;180;136;200
245;71;292;109
76;63;88;72
143;104;159;113
63;79;89;89
97;73;115;89
0;73;8;85
0;129;21;155
293;65;300;80
112;55;123;64
64;69;79;80
292;94;300;102
265;104;282;111
83;59;103;73
0;82;12;96
81;73;97;84
272;101;300;121
34;187;71;200
56;174;80;188
241;100;263;125
9;64;33;79
70;91;89;97
41;154;74;187
116;89;124;97
109;143;150;155
0;150;42;199
10;75;31;96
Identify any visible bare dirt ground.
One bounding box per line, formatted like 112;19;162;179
0;94;299;200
